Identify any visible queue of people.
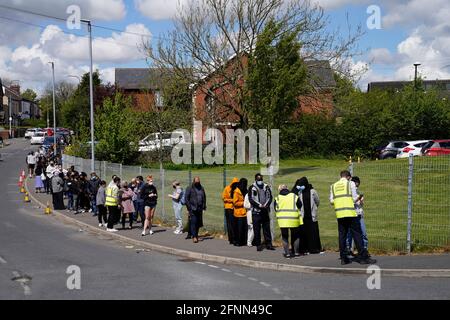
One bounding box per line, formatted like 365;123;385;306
26;151;374;264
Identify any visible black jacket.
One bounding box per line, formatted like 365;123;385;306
185;184;206;212
141;183;158;206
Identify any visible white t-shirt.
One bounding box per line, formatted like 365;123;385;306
27;154;36;165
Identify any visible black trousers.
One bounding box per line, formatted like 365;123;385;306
97;204;107;224
232;216;248;246
252;211;272;247
190;210;203;238
338;217;368;259
107;206;120;229
281;227;300;255
121;212;133;228
225;209;235;244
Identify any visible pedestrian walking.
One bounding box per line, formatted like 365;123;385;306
293;177;323;254
330;170;376;265
232;178;248;246
346;176;368;254
243;191;254;247
249;173;274;252
141;175;158;236
168;180;184;235
106;176;121;232
26;152;36;178
222;177;239;245
274;185;303;259
185;177;206;243
96;180;108;227
34;161;45;193
119;182;135;230
51;171;66;210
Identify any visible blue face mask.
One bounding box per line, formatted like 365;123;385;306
297;185;305;191
256;181;263;186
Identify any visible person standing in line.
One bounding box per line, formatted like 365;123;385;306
105;176;121;232
274;185;303;259
232;178;249;246
46;161;56;194
26;152;36;178
168;180;184;235
243;188;254;247
119;181;135;230
141;175;158;236
185;177;206;243
96;180;108;228
222;177;239;245
346;176;368;254
293;177;323;254
249;173;275;252
88;172;100;217
34;161;45;193
135;176;145;226
51;171;66;210
330;170;376;265
129;178;139;222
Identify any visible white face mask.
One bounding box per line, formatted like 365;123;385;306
256;181;263;186
296;185;305;191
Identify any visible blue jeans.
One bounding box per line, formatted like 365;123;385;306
90;198;98;215
346;215;368;250
136;200;144;222
67;192;74;210
173;202;183;231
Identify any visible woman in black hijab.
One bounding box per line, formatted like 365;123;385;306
292;177;322;254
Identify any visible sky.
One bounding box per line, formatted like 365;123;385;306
0;0;449;96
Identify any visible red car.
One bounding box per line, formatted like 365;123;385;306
422;140;450;156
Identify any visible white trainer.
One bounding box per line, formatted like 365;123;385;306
107;228;118;232
149;230;154;235
98;223;102;227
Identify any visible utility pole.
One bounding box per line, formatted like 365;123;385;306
49;62;57;155
413;62;421;90
81;19;95;173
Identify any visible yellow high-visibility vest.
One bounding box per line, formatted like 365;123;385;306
275;193;303;228
331;179;357;219
105;185;118;206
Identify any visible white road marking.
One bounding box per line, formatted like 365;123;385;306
221;268;231;272
248;277;258;281
272;288;282;295
234;272;245;277
194;261;206;265
0;256;7;264
208;264;219;269
259;281;271;287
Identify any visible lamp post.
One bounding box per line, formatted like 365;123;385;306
413;62;421;90
49;62;57;155
67;75;81;84
9;80;20;138
81;18;95;173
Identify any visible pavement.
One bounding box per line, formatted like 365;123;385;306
2;138;450;300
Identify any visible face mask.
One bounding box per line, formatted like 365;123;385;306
297;185;305;191
195;182;201;187
256;181;263;186
148;181;153;185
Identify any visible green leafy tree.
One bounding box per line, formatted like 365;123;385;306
21;88;38;102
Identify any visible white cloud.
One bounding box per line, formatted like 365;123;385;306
135;0;189;20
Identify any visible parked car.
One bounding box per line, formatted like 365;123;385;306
376;141;409;159
139;131;187;152
24;128;38;139
421;140;450;156
396;140;431;158
30;132;46;145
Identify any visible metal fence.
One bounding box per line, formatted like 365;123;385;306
62;154;450;253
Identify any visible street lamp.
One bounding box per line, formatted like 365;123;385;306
413;62;421;90
67;75;81;84
9;80;20;138
81;18;95;173
48;62;57;155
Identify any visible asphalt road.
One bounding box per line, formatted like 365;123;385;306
0;139;449;300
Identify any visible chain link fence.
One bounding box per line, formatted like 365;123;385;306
62;154;450;253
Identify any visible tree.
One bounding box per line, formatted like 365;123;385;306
94;93;138;163
144;0;363;129
21;89;38;102
245;19;308;130
39;81;76;127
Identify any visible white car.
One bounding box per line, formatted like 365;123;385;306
396;140;431;158
30;132;46;145
139;131;187;152
24;128;38;139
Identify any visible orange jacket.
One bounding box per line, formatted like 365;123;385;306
232;187;247;217
222;177;239;209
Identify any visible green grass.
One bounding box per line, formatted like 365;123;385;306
84;156;450;253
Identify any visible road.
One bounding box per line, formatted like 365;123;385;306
0;139;449;300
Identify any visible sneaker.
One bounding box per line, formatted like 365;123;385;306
174;230;182;235
257;245;264;252
358;257;377;265
247;243;253;247
341;258;352;265
106;228;118;233
149;230;154;235
141;231;146;236
89;209;93;213
98;223;103;227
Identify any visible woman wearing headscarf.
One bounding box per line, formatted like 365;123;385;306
51;171;66;210
232;178;248;246
292;177;322;254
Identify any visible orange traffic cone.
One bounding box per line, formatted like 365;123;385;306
24;192;31;203
45;201;52;215
21;170;26;179
20;186;26;193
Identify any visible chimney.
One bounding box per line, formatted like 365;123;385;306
10;84;20;95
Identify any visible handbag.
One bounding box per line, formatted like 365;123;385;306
41;173;46;181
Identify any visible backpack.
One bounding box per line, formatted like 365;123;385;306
179;190;186;206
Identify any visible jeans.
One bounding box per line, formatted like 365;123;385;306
132;200;138;221
338;217;369;260
67;192;74;210
252;210;272;247
346;215;368;250
280;227;300;255
72;194;79;212
136;200;145;224
173;202;183;231
90;198;98;215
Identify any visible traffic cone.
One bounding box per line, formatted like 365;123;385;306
21;170;26;179
45;201;52;215
24;193;31;203
20;186;26;193
18;175;23;188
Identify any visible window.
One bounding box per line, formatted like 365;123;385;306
393;142;408;148
414;142;428;148
205;95;215;111
154;90;164;108
440;142;450;148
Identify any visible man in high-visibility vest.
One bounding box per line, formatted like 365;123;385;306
274;185;303;259
105;176;121;232
330;170;376;265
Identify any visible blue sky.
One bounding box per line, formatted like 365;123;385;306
0;0;449;95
